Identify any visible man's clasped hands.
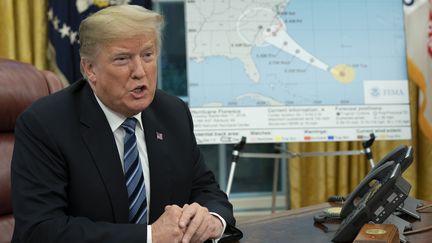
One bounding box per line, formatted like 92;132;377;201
152;203;224;243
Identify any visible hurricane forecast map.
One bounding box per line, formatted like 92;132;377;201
185;0;411;144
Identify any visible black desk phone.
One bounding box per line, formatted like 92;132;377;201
340;145;413;218
332;145;413;242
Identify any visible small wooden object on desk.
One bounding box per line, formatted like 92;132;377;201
353;224;399;243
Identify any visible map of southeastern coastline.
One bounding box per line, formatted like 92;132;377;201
186;0;407;107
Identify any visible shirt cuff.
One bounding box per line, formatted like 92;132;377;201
209;212;227;243
147;225;152;243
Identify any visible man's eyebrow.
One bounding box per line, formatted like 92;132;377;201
142;40;155;48
111;51;132;56
142;45;155;51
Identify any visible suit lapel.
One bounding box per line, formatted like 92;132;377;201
78;82;129;223
141;106;173;224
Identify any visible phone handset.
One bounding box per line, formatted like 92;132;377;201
340;161;395;218
340;145;413;219
397;145;413;173
332;162;410;243
371;145;411;172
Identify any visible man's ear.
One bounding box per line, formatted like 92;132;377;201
81;58;96;83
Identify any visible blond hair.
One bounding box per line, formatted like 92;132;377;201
79;5;164;60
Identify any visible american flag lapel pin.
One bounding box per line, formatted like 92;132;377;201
156;131;164;140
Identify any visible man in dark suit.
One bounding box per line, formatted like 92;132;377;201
11;5;236;243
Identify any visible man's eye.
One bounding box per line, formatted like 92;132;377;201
113;56;129;64
142;52;155;61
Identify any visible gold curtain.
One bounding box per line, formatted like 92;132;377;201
408;59;432;201
288;67;432;208
0;0;47;69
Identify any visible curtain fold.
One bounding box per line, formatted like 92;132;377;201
0;0;47;69
418;133;432;200
32;0;49;69
0;0;17;59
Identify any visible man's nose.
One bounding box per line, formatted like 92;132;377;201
131;56;146;79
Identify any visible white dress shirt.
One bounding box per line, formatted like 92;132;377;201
95;96;153;242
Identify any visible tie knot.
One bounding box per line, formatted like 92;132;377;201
121;118;138;134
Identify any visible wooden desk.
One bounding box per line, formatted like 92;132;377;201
236;203;432;243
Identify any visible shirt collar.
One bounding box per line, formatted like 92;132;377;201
94;93;143;132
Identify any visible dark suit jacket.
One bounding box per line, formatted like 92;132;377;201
11;80;235;242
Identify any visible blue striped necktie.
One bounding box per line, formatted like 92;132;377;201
121;118;147;224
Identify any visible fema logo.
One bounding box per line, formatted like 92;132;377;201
370;87;381;97
370;86;405;98
364;81;407;103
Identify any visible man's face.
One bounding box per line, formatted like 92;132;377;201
82;35;158;117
